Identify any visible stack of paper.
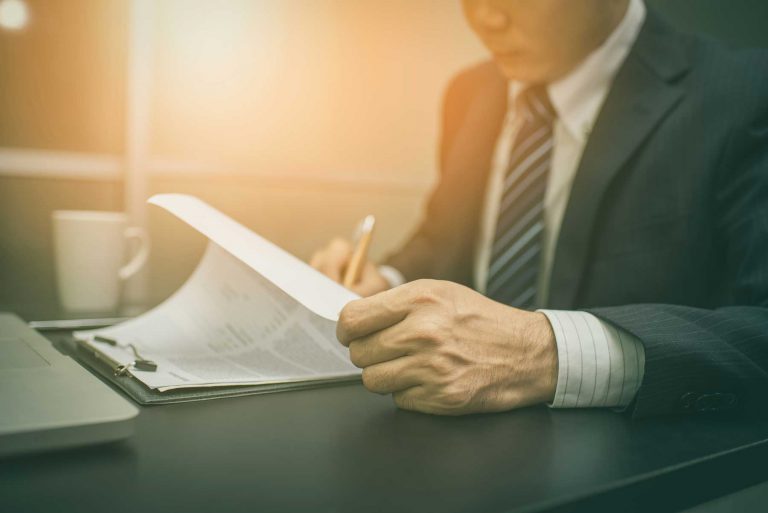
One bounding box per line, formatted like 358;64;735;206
75;194;361;392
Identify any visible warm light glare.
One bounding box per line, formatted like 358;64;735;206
0;0;29;31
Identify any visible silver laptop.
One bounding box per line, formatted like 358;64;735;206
0;313;138;456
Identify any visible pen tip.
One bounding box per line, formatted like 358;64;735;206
361;214;375;232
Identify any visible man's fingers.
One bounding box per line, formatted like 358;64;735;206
392;386;429;412
349;339;401;368
310;238;353;283
361;357;422;394
337;280;439;344
313;256;341;282
350;261;390;297
337;295;407;345
347;321;416;367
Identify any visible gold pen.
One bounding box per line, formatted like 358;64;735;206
343;214;376;289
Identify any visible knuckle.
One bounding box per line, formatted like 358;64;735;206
425;356;453;378
411;287;439;305
438;385;472;410
406;279;428;296
412;319;445;344
389;331;412;351
337;305;358;342
348;341;366;367
361;368;383;393
393;392;415;410
338;302;357;327
348;343;360;366
408;279;449;302
360;368;372;388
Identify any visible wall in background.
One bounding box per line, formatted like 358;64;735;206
0;0;127;152
149;0;485;183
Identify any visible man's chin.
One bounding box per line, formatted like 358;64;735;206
492;59;557;85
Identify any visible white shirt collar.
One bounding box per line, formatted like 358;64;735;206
508;0;646;143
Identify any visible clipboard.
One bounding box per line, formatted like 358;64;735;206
47;332;359;406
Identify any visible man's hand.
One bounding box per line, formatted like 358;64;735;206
310;238;391;297
337;279;558;415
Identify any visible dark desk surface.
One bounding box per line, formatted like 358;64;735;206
2;336;768;513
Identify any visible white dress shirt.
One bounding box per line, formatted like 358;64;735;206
383;0;648;409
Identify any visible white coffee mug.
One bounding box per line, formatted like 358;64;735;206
52;210;150;313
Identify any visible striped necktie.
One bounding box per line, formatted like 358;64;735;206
486;85;555;309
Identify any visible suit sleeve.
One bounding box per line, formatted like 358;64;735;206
587;99;768;418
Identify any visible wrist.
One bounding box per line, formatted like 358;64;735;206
524;311;558;404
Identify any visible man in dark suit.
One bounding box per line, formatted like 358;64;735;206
310;0;768;418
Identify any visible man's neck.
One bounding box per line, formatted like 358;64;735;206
552;0;632;84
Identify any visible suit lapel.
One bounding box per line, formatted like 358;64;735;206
547;12;692;309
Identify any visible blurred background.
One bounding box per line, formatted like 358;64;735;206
1;0;767;319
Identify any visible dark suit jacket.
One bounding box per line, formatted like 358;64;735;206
384;11;768;418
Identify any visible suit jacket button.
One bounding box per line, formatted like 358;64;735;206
713;392;738;411
695;394;717;413
679;392;698;411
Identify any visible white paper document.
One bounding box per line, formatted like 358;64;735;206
75;194;362;391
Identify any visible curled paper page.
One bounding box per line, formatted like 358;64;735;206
148;193;359;321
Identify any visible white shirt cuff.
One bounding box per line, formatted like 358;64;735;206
378;265;407;288
539;310;645;409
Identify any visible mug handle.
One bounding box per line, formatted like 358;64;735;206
119;227;151;280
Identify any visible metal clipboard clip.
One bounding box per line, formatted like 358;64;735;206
91;335;158;376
